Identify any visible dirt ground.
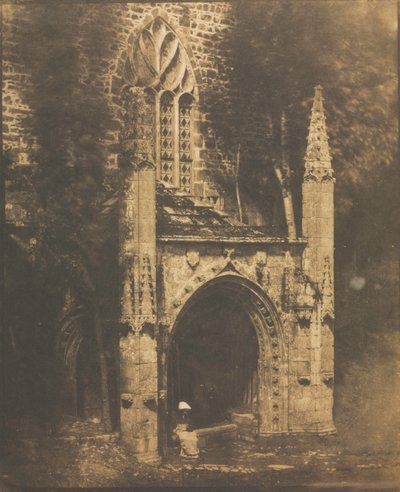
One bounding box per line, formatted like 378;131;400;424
1;422;400;490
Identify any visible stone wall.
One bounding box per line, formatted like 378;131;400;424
158;241;334;436
158;242;299;329
2;2;335;456
3;2;284;225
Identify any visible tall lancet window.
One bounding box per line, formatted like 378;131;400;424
179;94;194;192
124;16;197;193
160;92;174;185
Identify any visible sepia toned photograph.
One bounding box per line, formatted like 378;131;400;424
0;0;398;490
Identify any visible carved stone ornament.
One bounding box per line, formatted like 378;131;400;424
298;375;311;386
322;307;335;324
120;254;156;334
321;169;335;182
255;251;267;267
282;251;295;312
304;85;332;171
124;17;195;95
322;372;334;387
186;249;200;269
303;169;318;182
223;248;235;260
321;256;335;323
293;269;316;327
294;306;313;327
304;167;335;183
121;393;134;409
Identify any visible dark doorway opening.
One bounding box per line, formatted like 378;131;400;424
168;290;259;430
76;337;102;421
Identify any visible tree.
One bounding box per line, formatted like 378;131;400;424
222;0;398;447
9;3;121;431
223;0;397;321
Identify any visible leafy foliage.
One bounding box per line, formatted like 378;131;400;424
7;4;120;428
225;0;398;446
226;0;398;302
205;1;396;235
18;5;114;261
4;1;397;440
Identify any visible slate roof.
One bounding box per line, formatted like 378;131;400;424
156;184;268;240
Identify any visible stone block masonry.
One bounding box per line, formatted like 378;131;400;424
3;3;279;224
3;3;336;461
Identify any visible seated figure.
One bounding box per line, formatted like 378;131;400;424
172;401;199;460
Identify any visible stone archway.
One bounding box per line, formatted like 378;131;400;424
57;303;102;421
169;290;259;430
163;273;288;447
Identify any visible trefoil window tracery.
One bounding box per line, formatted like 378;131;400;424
124;17;197;193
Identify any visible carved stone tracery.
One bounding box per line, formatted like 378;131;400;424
280;253;317;327
252;296;283;431
282;251;295;312
120;160;157;335
124;17;195;95
304;167;335;183
122;16;197;193
168;273;288;434
321;256;334;323
294;269;316;327
304;85;332;171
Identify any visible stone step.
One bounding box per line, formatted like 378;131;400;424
195;423;238;447
231;412;258;442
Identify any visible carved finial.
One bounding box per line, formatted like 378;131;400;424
304;85;332;172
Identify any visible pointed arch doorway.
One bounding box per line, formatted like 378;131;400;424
169;290;259;428
165;274;288;445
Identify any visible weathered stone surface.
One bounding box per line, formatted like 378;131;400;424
196;423;238;447
4;2;335;461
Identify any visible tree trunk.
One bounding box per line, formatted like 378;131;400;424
235;145;244;223
93;306;112;433
273;160;297;239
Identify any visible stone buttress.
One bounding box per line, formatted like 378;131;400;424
119;87;159;462
296;85;335;433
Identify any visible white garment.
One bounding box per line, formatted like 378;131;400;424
174;423;199;459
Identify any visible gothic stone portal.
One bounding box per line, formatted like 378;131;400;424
116;10;335;463
1;2;337;467
163;274;289;447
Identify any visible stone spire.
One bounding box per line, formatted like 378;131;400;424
304;85;332;173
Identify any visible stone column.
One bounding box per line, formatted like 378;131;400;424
119;87;159;461
119;161;158;461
